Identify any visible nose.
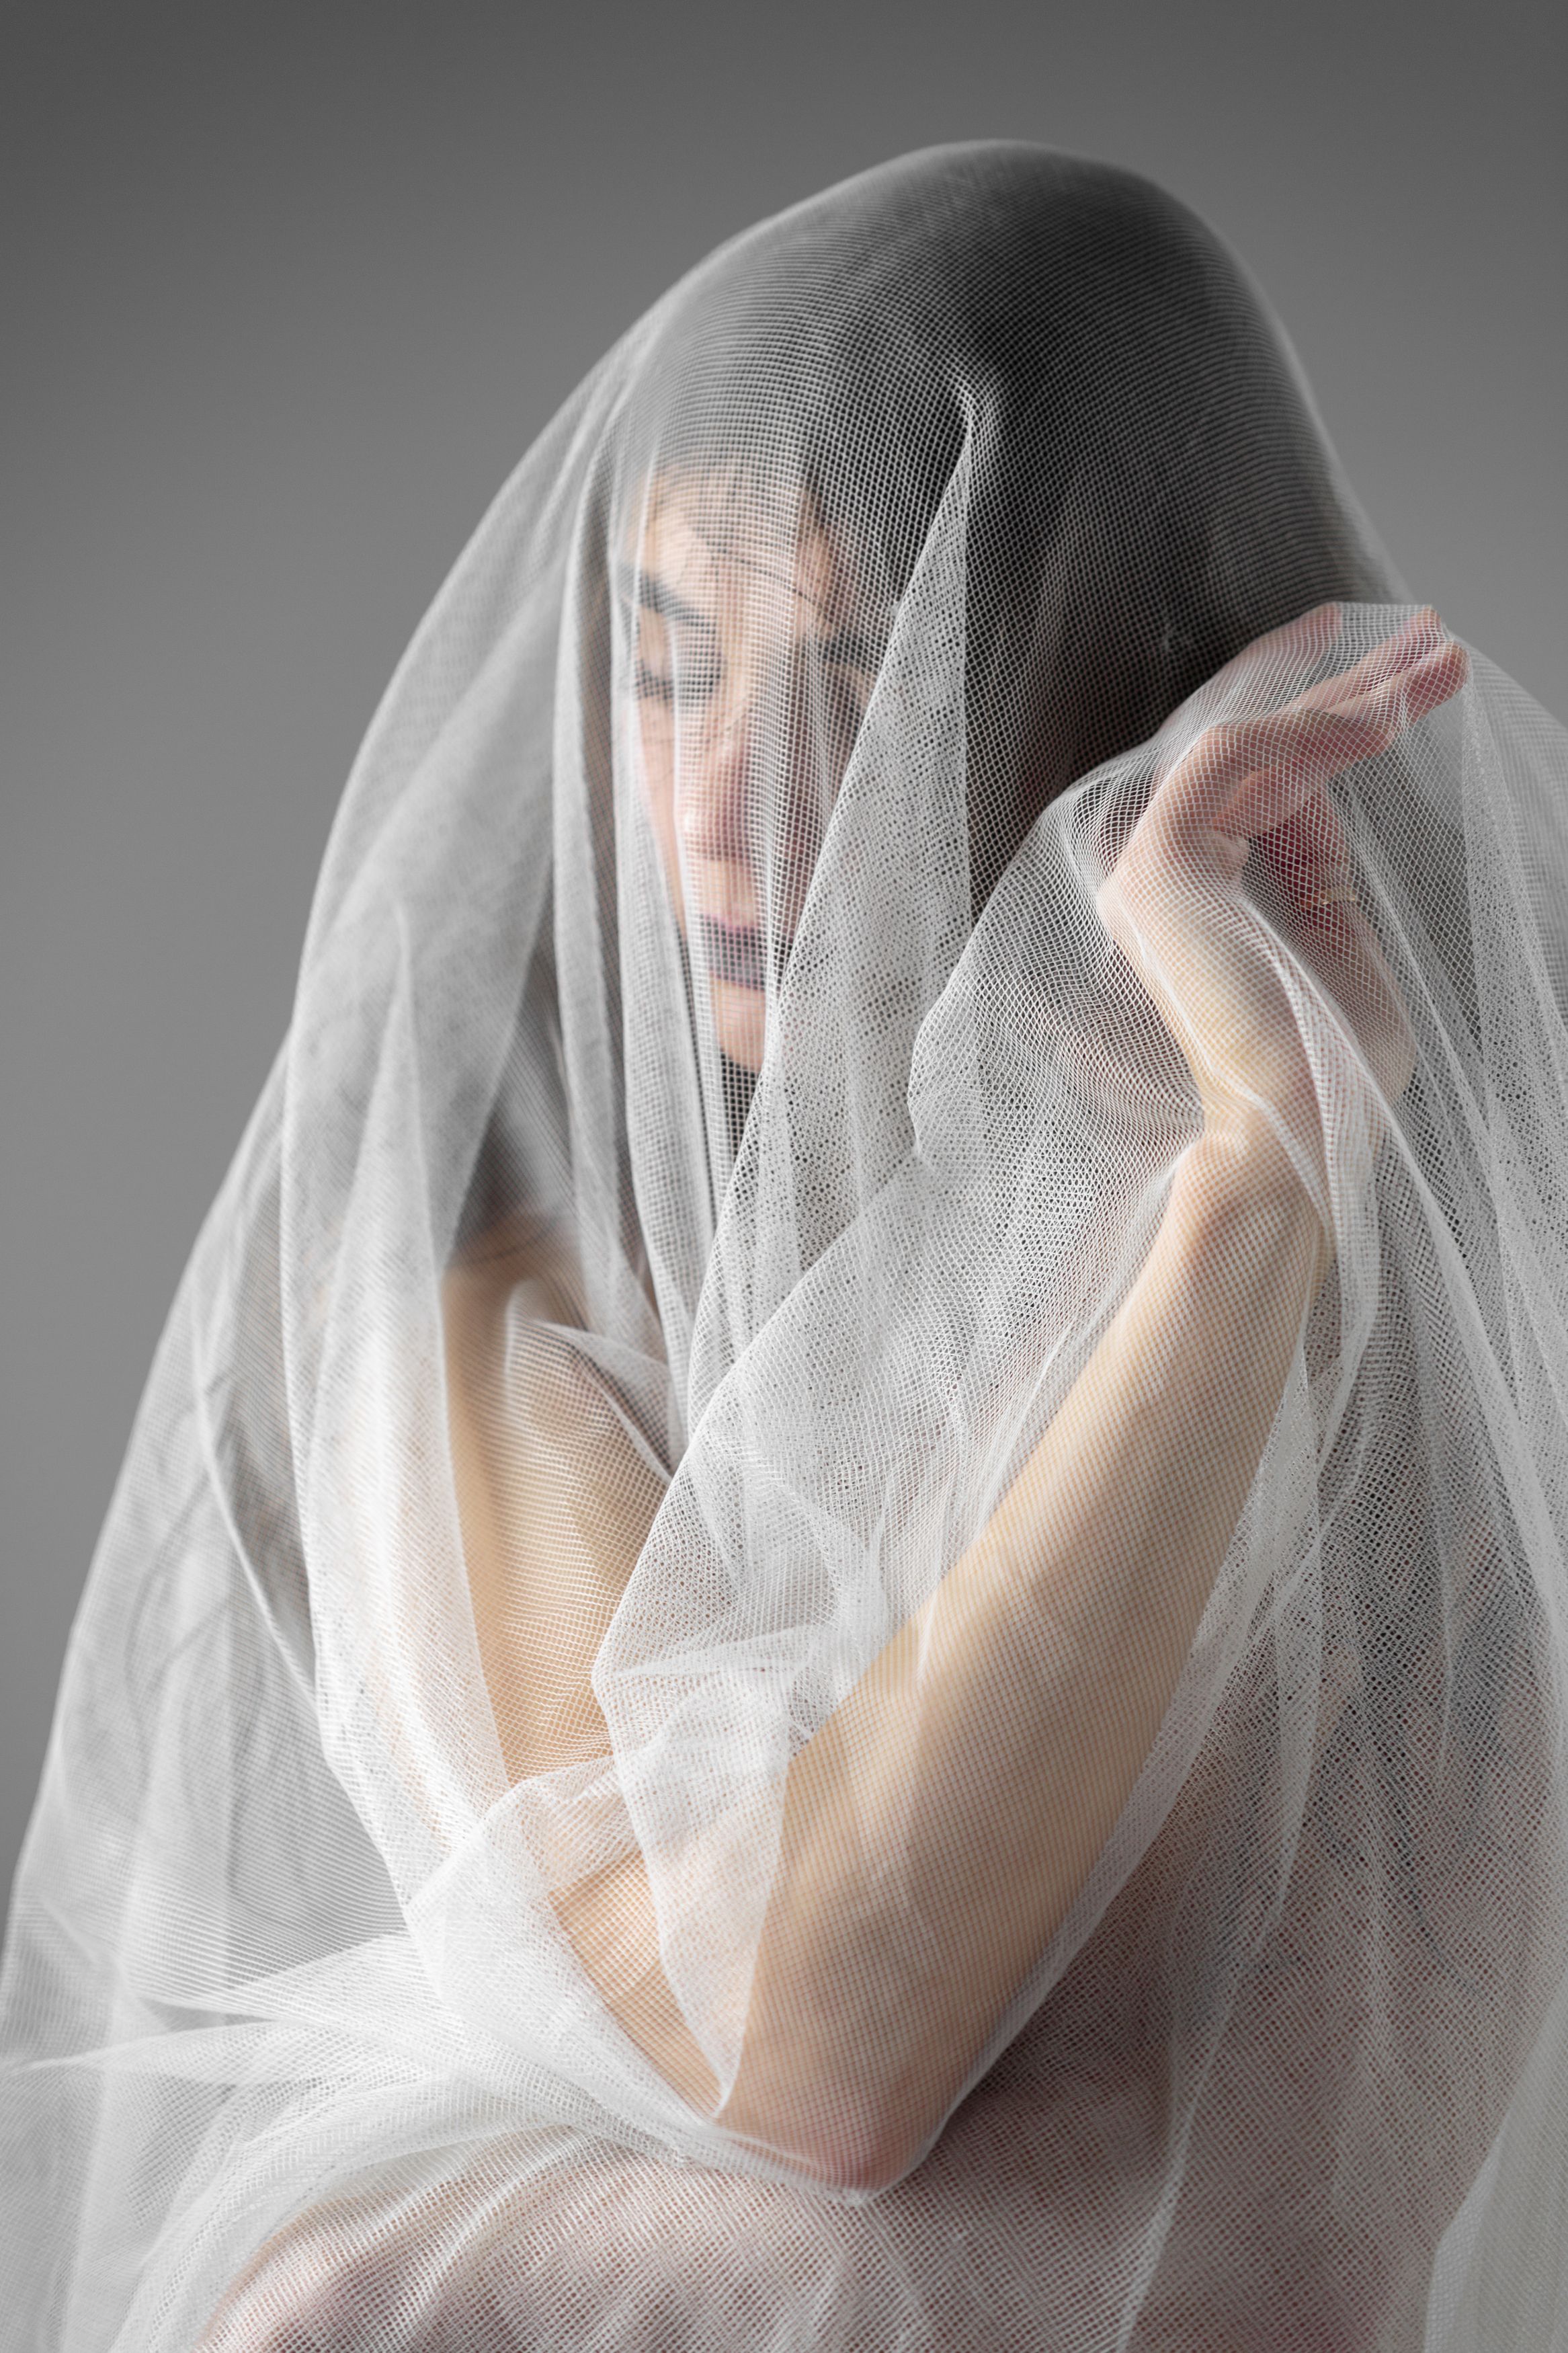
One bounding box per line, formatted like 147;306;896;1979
675;652;835;887
677;701;754;863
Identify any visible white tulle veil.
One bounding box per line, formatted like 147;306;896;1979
5;142;1568;2352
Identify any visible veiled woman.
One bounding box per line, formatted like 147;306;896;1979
5;143;1568;2352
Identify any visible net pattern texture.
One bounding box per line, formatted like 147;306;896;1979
5;143;1568;2352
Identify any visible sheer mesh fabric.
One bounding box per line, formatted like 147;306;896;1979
5;143;1568;2351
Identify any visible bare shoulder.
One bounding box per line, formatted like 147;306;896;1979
444;1203;584;1318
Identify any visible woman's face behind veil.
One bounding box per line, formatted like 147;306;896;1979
604;147;1400;1104
617;465;883;1073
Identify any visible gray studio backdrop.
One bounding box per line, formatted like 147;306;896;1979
3;0;1564;1907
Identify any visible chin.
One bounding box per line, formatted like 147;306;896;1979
711;977;767;1074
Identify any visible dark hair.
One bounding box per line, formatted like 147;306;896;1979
621;143;1396;915
586;147;1536;1998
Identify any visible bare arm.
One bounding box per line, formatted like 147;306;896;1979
446;614;1461;2193
720;1133;1328;2190
444;1139;1330;2190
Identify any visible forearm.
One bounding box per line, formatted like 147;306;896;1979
468;1143;1330;2188
719;1131;1331;2189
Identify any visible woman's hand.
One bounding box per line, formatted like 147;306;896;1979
1095;603;1468;1197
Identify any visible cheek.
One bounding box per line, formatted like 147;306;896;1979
631;708;685;932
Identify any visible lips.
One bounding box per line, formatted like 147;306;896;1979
696;914;774;992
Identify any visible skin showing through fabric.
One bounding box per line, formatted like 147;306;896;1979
18;119;1568;2352
430;605;1473;2203
618;465;880;1072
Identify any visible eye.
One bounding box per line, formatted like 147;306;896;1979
620;597;723;709
819;637;877;737
669;643;724;703
821;624;880;670
825;654;874;710
817;674;868;774
820;630;880;705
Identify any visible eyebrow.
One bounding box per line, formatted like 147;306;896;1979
819;625;883;670
614;559;882;670
613;561;712;635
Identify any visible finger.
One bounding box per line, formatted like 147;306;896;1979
1280;641;1467;785
1257;778;1354;883
1252;793;1357;916
1292;606;1447;717
1139;627;1464;869
1256;644;1469;810
1209;600;1344;694
1208;643;1467;838
1317;637;1469;740
1147;608;1386;818
1149;695;1386;852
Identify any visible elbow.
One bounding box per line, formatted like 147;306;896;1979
717;2096;931;2202
795;2132;927;2200
841;2116;933;2198
813;2073;945;2196
747;2131;915;2204
714;2001;948;2199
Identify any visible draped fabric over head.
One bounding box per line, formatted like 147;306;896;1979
5;142;1568;2351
